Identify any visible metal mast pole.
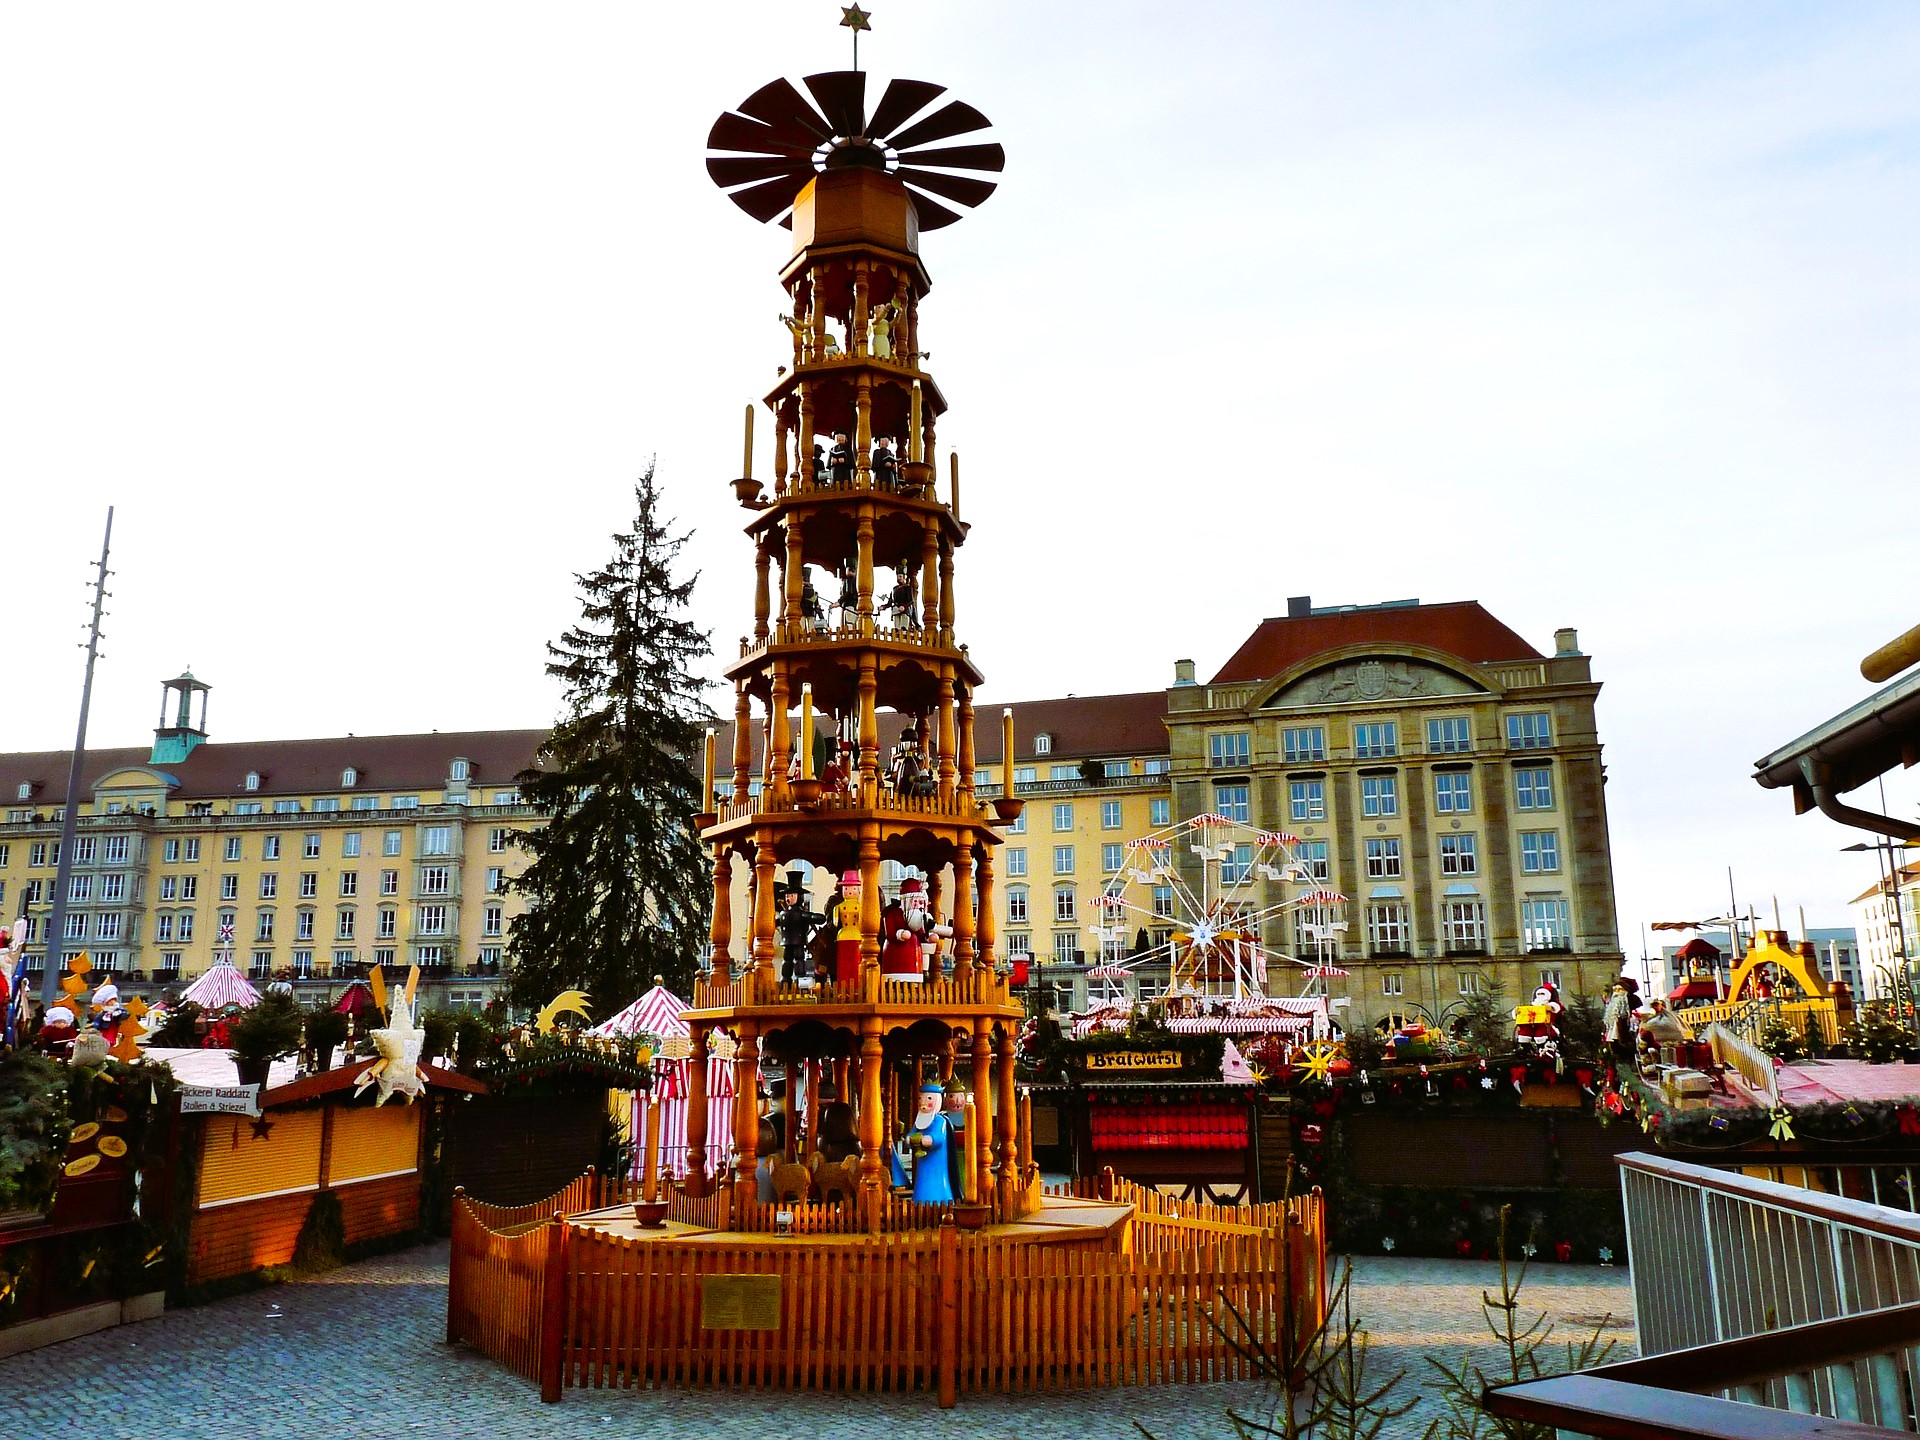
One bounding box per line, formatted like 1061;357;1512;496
40;507;114;1004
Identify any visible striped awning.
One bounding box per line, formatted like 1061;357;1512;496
181;958;260;1010
593;984;689;1040
1165;1015;1314;1034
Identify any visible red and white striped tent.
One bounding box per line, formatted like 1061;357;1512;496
181;957;260;1011
594;984;736;1180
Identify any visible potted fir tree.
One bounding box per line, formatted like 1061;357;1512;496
228;993;304;1091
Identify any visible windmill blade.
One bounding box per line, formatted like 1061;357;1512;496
804;71;868;139
736;76;833;146
729;174;806;224
893;167;997;209
893;141;1006;173
708;154;807;188
708;111;813;159
867;77;947;140
885;100;992;152
904;189;964;229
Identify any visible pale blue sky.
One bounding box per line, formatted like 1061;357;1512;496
4;2;1915;952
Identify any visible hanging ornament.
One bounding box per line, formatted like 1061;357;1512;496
1844;1104;1864;1126
1709;1115;1729;1131
1769;1107;1796;1142
1899;1105;1920;1137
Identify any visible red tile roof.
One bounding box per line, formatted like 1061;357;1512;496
0;730;547;805
1210;601;1545;684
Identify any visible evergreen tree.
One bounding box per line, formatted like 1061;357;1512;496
508;467;712;1009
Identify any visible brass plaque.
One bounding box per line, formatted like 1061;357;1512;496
1030;1104;1060;1148
700;1273;782;1331
1083;1049;1182;1072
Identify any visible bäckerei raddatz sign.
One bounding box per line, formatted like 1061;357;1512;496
180;1084;261;1117
1082;1050;1183;1072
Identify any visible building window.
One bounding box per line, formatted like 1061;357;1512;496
1209;732;1251;769
493;790;520;805
1149;797;1171;827
301;833;319;859
1289;780;1325;823
378;908;397;940
483;904;504;938
1365;838;1402;879
373;948;395;967
1382;973;1404;997
163;839;180;863
450;758;470;782
1519;831;1561;874
1439;834;1478;875
340;872;358;897
1514;766;1555;810
1523;898;1572;951
233;803;262;816
1053;845;1075;875
100;873;126;903
383;831;403;857
97;914;122;942
158;876;177;902
352;796;379;811
1143;757;1170;776
393;796;419;810
1054;885;1076;924
486;867;505;894
159;953;182;978
1152;885;1175;920
259;874;278;900
72;836;98;865
103;835;129;864
1426;717;1472;754
1100;800;1123;830
256;912;275;942
1052;802;1074;833
299;872;318;899
1459;972;1487;996
1222;843;1253;884
342;767;358;787
13;782;29;801
1052;931;1079;963
1539;966;1564;989
1281;728;1325;764
418;904;451;936
1006;886;1029;925
293;950;314;979
274;800;300;814
184;838;200;862
1444;901;1488;951
422;826;452;856
178;912;195;942
64;913;88;941
250;951;272;979
155;914;174;944
1507;712;1553;750
489;828;510;853
262;835;281;861
1034;734;1052;755
1299;840;1329;882
1353;722;1397;759
1005;847;1028;878
29;843;48;867
244;771;260;791
1048;763;1080;782
1101;843;1124;875
1005;933;1032;961
1214;783;1250;823
337;910;356;940
220;874;239;901
1013;767;1036;785
1103;760;1130;779
296;910;315;941
1434;771;1472;814
312;798;340;813
1361;775;1398;818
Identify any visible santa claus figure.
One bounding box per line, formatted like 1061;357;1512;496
881;876;949;982
1514;982;1564;1056
37;1003;79;1057
832;870;864;985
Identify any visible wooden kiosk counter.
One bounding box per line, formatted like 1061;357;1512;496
448;57;1327;1407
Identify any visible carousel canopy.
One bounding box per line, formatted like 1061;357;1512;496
332;979;376;1014
180;957;260;1010
593;984;690;1040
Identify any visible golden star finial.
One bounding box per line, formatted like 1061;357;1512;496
840;5;871;32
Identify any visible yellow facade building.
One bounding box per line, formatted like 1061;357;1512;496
0;674;542;1010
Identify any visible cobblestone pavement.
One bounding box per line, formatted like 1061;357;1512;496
5;1245;1633;1440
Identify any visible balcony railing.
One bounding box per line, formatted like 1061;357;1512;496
738;617;959;657
1485;1152;1920;1439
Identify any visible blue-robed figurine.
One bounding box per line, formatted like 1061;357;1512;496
889;1079;956;1205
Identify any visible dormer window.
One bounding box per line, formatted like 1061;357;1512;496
14;782;30;801
342;767;357;788
449;758;470;783
1034;734;1053;755
243;771;260;792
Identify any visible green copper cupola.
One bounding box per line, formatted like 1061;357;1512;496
150;668;211;764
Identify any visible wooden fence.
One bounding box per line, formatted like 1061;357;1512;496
447;1167;1328;1408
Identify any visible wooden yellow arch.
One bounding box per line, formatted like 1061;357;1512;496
1728;930;1833;1002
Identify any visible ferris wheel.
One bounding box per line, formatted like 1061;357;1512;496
1088;813;1349;1003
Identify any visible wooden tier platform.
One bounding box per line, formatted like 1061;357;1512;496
566;1192;1136;1248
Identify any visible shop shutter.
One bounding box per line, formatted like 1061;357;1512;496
330;1105;421;1184
198;1109;323;1208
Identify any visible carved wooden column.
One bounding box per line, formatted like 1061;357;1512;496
995;1024;1018;1214
858;1016;884;1202
938;541;955;647
936;669;957;802
957;683;976;801
769;671;791;806
783;516;805;633
685;1023;711;1194
952;843;976;973
969;1023;994;1206
854;374;873;489
753;542;772;643
855;507;875;638
733;1024;761;1203
973;843;996;979
709;848;733;983
858;823;882;974
731;684;752;804
919;518;939;631
857;654;879;807
852;260;870;357
751;844;779;985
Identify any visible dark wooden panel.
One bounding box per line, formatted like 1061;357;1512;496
188;1192;311;1285
1350;1113;1553;1188
447;1094;604;1205
1557;1115;1642;1188
336;1174;419;1245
